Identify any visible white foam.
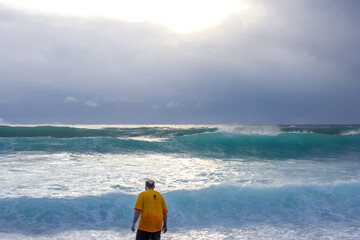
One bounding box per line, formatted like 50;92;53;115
0;152;225;198
1;151;360;199
340;129;360;135
118;136;166;142
217;125;282;136
0;225;359;240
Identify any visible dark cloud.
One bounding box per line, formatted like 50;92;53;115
0;0;359;124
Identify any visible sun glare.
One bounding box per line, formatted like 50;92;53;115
1;0;245;33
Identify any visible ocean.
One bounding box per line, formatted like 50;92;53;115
0;124;359;239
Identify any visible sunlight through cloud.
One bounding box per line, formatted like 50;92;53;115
0;0;244;33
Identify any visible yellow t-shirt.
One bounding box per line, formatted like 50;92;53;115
134;190;168;232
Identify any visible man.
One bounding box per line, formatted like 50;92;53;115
131;180;168;240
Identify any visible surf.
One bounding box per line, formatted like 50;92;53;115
1;183;359;234
0;124;360;239
1;128;359;160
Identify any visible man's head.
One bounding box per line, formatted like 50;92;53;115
145;179;155;190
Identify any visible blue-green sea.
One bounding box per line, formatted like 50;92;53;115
0;125;359;239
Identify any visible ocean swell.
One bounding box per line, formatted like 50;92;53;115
0;126;217;138
1;183;359;234
1;131;359;160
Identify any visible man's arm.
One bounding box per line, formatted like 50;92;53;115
162;213;167;233
131;209;141;232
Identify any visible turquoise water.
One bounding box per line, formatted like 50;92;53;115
0;125;359;239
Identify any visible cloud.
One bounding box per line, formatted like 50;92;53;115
64;96;79;104
166;102;181;109
0;1;359;124
65;96;100;109
118;96;142;104
0;117;7;124
85;100;99;108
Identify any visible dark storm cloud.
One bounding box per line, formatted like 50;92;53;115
0;0;359;124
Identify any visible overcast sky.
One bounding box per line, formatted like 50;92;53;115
0;0;359;124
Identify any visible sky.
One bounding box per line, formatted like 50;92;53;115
0;0;359;124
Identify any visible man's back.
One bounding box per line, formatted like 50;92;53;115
134;190;167;233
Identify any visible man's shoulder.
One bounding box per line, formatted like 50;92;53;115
139;190;164;198
152;190;164;196
138;190;154;196
138;191;148;197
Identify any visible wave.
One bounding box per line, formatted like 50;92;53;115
0;137;169;154
169;183;360;227
171;132;360;159
1;183;359;234
1;132;359;159
0;125;217;138
219;125;360;136
0;193;135;234
280;125;360;135
1;125;359;139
